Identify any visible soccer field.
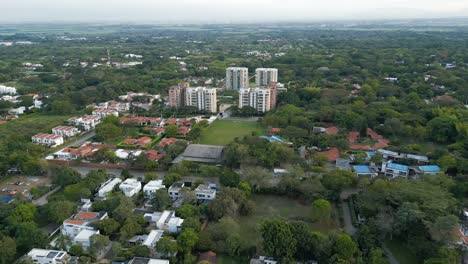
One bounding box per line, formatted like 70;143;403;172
199;119;264;145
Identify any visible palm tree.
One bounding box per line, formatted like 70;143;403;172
55;234;72;251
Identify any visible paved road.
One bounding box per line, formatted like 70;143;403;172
70;166;165;179
342;201;357;235
382;243;400;264
64;131;96;148
32;186;61;206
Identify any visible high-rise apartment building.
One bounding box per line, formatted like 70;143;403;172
255;68;278;87
185;87;217;113
226;67;249;90
239;85;277;113
168;82;189;108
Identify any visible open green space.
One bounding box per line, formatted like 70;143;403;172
0;113;72;146
384;239;421;264
199;119;264;146
238;195;339;248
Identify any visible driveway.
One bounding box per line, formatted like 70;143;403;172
342;201;357;235
70;166;165;179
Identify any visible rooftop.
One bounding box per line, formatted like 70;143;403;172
353;165;372;174
387;163;409;171
173;144;225;164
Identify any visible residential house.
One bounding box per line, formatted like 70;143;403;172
52;126;80;137
250;256;278;264
384;162;409;179
168;182;184;199
353;165;377;178
115;149;142;160
119;178;142;197
178;126;190;136
27;249;70;264
195;184;217;201
129;229;164;248
198;251;217;264
9;106;26;115
97;178;122;198
123;137;152;147
62;212;108;249
159;138;177;148
143;180;165;199
32;133;64;147
92;109;119;118
68;115;101;131
73;229;99;250
413;165;442;176
97;100;130;112
144;210;184;233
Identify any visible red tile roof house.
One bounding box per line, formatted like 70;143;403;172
144;150;166;161
32;133;64;147
123;137;152;147
166;118;177;125
325;126;338;135
319;147;340;162
179;126;190;136
159;138;177;148
145;127;166;136
52;126;80;138
270;128;282;136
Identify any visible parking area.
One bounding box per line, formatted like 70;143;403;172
0;175;52;199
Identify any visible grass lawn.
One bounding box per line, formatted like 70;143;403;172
238;195;339;248
0;113;72;146
199;119;264;145
384;239;421;264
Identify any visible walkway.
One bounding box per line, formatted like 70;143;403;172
32;186;61;206
342;201;357;235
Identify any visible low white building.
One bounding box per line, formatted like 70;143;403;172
68;115;101;131
27;249;70;264
97;178;122;198
62;211;108;238
9;106;26;115
168;182;184;199
195;184;217;201
32;133;64;147
52;126;80;137
119;178;142;197
144;210;184;233
143;180;165;199
129;258;169;264
142;230;164;248
73;229;99;250
0;85;17;94
115;149;142;160
92;109;119;118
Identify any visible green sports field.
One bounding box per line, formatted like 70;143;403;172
199;119;264;146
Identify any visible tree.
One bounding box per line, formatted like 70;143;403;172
55;234;72;251
321;170;357;199
95;123;122;142
156;236;178;258
6;203;36;225
260;220;297;261
177;228;199;253
427;215;458;243
165;125;179;138
163;173;182;187
220;171;240;187
14;222;48;254
69;244;84;256
182;217;201;232
93;218;120;235
177;204;198;219
311;199;332;223
90;234;111;258
45;201;76;223
151;189;172;211
0;236;16;264
120;217;143;239
427;115;458;143
367;248;388;264
333;233;358;262
50;166;81;187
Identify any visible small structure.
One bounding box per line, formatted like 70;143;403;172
143;180;165;199
195;184;217;201
62;212;108;250
97;178;122;198
144;210;184;233
68;115;101;131
250;256;277;264
129;229;164;248
27;249;70;264
123;137;152;147
92;109;119;118
119;178;142;197
115;149;142;160
73;229;99;250
384;162;409;179
414;165;441;176
336;158;352;170
173;144;225;164
159;138;177;148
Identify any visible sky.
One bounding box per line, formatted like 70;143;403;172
1;0;468;23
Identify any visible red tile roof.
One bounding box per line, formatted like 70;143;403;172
76;212;99;220
325;126;338;135
159;138;177;148
319;147;340;161
349;131;359;143
64;219;85;225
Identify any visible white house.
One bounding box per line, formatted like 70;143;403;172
73;229;99;250
92;109;119;118
27;249;70;264
143;180;165;199
52;126;80;137
62;211;108;238
97;178;122;198
119;178;142;197
9;106;26;115
143;230;164;248
195;184;217;201
168;182;184;199
144;210;184;233
383;162;409;179
129;258;169;264
32;133;64;147
68;115;101;131
0;85;17;94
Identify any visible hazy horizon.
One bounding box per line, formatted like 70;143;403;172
2;0;468;23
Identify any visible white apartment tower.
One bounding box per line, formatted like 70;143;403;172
256;68;278;87
185;87;217;113
239;87;272;113
226;67;249;90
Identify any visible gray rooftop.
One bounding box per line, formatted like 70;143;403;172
173;144;225;164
